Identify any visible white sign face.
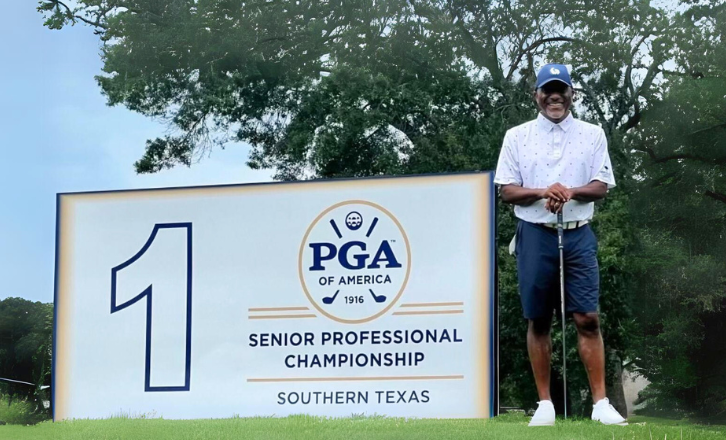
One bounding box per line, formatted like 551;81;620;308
53;173;496;421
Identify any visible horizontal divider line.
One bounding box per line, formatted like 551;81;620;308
248;375;464;383
248;314;317;320
248;306;311;312
399;302;464;308
392;310;464;316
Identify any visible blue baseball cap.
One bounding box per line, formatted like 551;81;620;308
536;63;573;89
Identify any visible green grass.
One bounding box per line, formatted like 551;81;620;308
0;396;49;426
1;413;725;440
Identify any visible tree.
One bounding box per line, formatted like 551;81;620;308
625;2;726;419
0;298;53;414
629;0;726;206
38;0;670;179
629;228;726;420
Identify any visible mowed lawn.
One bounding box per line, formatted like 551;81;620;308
2;414;725;440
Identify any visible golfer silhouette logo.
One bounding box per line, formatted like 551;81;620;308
298;201;411;324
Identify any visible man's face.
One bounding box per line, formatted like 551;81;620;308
534;81;573;123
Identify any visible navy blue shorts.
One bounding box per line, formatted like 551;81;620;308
514;220;600;320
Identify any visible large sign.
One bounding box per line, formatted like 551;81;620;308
53;172;497;420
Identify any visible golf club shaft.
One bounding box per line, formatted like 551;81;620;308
557;210;567;419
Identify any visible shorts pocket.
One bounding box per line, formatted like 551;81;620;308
588;226;599;252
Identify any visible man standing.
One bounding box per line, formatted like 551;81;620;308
494;64;627;426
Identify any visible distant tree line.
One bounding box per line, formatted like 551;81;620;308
0;297;52;416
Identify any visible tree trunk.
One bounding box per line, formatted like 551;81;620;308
605;349;628;417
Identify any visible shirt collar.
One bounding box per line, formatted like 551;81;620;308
536;112;574;132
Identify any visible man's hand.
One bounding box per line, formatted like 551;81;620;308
545;198;565;213
543;182;572;213
543;182;572;202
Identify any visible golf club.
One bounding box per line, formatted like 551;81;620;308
557;210;567;419
369;289;387;303
322;290;340;305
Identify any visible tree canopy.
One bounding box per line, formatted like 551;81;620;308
38;0;694;180
626;5;726;416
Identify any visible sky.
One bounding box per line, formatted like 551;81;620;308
0;2;272;303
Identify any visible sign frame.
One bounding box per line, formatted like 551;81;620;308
52;171;499;421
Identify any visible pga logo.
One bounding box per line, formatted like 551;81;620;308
298;201;411;323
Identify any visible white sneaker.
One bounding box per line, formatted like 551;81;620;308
591;398;628;425
528;400;556;426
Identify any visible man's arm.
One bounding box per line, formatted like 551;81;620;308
571;180;608;202
545;180;609;213
500;183;571;206
501;181;608;213
500;185;544;205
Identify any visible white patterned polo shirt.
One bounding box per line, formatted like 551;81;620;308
494;112;616;224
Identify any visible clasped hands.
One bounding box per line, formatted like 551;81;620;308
542;182;573;213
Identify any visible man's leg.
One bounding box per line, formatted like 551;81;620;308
572;312;606;402
563;226;606;403
515;221;559;425
527;315;554;401
574;313;627;425
564;227;626;425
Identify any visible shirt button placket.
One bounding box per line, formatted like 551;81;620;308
553;127;562;159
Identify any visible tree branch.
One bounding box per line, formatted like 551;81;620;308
621;34;649;130
660;69;708;79
257;36;288;44
445;5;504;86
52;0;109;29
633;146;726;166
704;190;726;204
650;171;680;188
620;54;662;132
506;37;579;81
52;0;73;16
75;14;108;29
621;110;641;132
688;122;726;137
632;57;661;105
577;81;608;128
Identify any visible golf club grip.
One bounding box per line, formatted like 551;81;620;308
557;211;564;249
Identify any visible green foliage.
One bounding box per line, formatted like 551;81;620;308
0;395;50;425
629;228;726;419
628;148;726;419
38;0;672;179
0;298;53;417
624;1;726;420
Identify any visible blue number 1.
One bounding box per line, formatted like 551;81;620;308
111;223;192;392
